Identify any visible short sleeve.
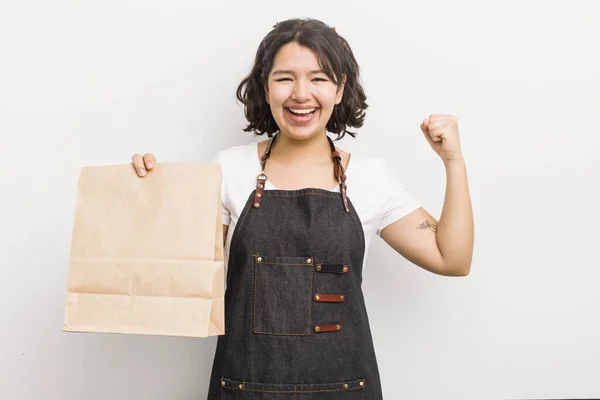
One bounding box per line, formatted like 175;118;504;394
212;152;231;226
376;161;421;236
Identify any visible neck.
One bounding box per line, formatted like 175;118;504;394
270;132;332;163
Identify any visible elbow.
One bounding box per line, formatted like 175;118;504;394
439;251;473;277
458;265;471;276
440;262;471;277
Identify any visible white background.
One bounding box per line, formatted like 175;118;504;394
1;1;599;399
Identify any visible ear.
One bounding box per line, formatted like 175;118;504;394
334;74;347;105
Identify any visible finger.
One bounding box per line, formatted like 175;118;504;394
420;119;436;145
420;118;429;134
132;153;147;177
143;153;156;170
427;120;446;130
429;115;456;126
429;113;451;119
428;126;445;142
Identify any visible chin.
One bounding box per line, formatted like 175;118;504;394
288;128;320;138
276;119;328;141
278;128;325;142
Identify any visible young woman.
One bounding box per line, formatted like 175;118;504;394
131;18;473;400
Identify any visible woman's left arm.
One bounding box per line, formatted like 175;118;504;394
380;115;474;277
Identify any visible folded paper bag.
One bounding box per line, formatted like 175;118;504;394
63;162;224;337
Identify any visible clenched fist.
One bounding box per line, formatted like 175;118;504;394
420;114;463;163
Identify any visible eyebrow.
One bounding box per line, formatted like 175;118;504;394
271;69;327;76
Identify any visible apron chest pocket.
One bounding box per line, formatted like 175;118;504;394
220;378;366;400
253;255;314;336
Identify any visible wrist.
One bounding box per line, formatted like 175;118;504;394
443;157;466;168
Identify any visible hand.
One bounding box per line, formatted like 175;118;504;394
131;153;156;177
420;114;463;163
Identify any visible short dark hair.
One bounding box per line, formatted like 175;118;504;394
236;18;368;140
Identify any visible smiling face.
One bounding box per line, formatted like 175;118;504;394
265;42;345;141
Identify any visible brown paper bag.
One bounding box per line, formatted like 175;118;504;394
63;162;224;337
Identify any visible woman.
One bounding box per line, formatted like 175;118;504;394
132;18;473;400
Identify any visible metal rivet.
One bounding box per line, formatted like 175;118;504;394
257;193;262;197
257;256;262;262
315;295;320;301
221;381;225;386
344;383;349;389
254;203;260;208
314;326;320;332
258;184;264;188
306;258;312;264
342;266;348;273
336;324;341;330
315;265;322;272
359;381;364;387
340;295;345;301
239;384;244;389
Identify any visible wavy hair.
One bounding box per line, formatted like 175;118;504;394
236;18;368;140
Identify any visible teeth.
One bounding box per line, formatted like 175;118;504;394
289;108;315;114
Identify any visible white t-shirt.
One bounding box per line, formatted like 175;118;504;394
213;141;421;274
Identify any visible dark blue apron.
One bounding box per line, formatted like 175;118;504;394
208;133;384;399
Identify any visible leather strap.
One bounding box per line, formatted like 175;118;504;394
254;133;350;213
252;175;266;209
330;139;350;213
315;264;349;274
314;323;342;333
314;293;346;303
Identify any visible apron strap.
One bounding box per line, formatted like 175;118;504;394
254;133;350;213
328;136;350;214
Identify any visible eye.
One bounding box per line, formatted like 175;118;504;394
275;78;292;82
313;77;328;82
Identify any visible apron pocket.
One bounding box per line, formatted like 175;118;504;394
253;255;314;336
220;377;366;400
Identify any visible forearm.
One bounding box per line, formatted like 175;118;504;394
436;158;474;275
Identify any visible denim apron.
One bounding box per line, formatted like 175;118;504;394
208;134;384;399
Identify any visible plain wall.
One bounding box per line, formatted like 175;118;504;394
1;1;599;399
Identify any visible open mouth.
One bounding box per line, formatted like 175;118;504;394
285;107;318;124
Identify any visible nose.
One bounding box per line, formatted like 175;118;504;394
291;79;311;102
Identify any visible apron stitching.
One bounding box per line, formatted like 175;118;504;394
252;264;257;333
308;269;313;334
258;262;313;266
222;379;365;389
253;260;313;335
265;192;339;198
231;387;364;393
348;204;365;243
228;192;254;273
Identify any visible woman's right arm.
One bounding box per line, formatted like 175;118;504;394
222;225;228;247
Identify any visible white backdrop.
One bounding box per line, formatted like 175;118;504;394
1;1;599;399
